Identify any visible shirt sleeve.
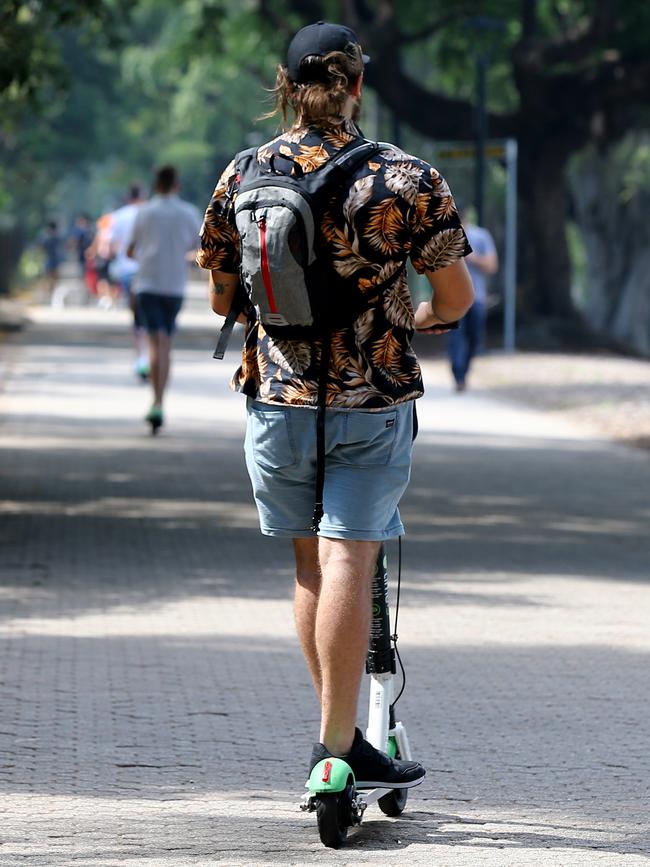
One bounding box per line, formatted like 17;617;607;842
409;165;472;274
196;159;241;274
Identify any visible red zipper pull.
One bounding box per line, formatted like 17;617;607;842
258;214;277;314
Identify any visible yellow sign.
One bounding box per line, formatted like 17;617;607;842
436;145;506;160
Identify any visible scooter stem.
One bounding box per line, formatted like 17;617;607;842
365;546;397;750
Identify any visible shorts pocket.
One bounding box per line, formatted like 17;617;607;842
248;403;297;470
337;411;400;467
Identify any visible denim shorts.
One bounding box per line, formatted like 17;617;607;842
137;292;183;335
244;399;414;540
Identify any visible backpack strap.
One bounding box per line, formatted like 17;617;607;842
311;333;331;532
212;283;248;360
312;138;382;187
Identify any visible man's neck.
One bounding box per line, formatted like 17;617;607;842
292;116;357;134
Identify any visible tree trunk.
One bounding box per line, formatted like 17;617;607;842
571;141;650;356
518;139;578;320
0;227;25;295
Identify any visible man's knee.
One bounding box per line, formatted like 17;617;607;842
319;537;380;579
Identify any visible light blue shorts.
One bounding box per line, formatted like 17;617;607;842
244;399;414;540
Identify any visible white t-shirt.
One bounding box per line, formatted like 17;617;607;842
110;202;143;281
131;194;202;297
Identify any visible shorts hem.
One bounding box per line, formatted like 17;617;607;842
259;523;405;541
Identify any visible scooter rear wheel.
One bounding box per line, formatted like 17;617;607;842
377;785;408;816
315;785;354;849
378;747;409;816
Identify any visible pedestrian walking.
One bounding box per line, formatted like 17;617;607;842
448;205;499;391
68;213;94;277
109;184;150;380
40;220;64;299
87;212;120;309
197;21;474;789
127;165;202;432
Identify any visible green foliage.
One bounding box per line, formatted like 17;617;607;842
4;0;650;318
0;0;127;101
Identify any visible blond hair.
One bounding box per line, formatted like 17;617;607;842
264;44;363;128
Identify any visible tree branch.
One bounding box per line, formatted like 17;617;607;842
516;0;618;70
364;54;516;141
310;1;516;142
399;11;470;45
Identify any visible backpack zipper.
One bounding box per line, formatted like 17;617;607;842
258;215;278;314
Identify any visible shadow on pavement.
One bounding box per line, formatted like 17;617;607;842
2;416;649;627
0;632;647;859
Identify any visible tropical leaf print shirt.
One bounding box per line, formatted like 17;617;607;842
197;121;471;410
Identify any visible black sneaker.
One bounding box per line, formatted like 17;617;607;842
310;728;425;789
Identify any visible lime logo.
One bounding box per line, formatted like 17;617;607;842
372;604;381;617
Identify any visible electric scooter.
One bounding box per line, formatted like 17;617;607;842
301;542;419;848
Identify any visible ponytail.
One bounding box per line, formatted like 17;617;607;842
262;44;363;129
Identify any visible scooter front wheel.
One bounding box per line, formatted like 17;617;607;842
315;786;354;849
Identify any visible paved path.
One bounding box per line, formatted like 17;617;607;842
1;301;649;865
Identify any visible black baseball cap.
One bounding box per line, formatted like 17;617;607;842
287;21;370;83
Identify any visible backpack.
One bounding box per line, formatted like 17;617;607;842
213;136;384;359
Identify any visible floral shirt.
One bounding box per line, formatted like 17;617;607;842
197;121;471;410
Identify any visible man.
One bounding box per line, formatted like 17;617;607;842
448;206;499;391
69;213;93;278
109;184;149;380
87;211;119;309
128;165;202;432
40;220;64;300
197;22;474;787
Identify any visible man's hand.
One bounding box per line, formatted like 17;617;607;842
414;301;456;333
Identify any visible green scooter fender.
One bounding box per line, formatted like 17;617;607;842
307;758;355;794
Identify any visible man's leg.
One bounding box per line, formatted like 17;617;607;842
127;280;149;378
464;301;486;379
148;331;172;406
448;319;469;388
293;536;379;753
316;537;380;755
293;538;322;699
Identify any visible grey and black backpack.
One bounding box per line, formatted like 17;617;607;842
213;136;384;358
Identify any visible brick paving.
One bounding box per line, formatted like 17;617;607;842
1;300;649;865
